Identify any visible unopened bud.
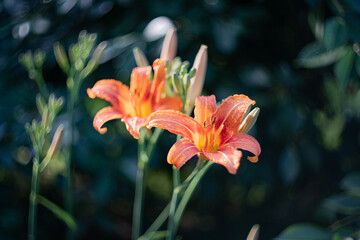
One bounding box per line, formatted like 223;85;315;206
40;124;64;172
34;50;46;68
189;68;196;78
53;42;70;74
185;45;208;114
160;28;177;62
41;106;50;130
172;73;183;95
246;224;260;240
133;47;149;67
36;94;46;114
238;107;260;133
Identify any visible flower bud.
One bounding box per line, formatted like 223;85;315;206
172;73;183;95
238;107;260;133
160;28;177;62
185;45;207;114
40;124;64;172
133;47;149;67
53;42;70;74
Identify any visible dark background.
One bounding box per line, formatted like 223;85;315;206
1;0;360;239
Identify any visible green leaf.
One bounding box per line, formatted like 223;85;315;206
341;172;360;197
275;223;331;240
323;17;348;50
334;47;356;89
324;194;360;215
37;195;76;230
296;42;347;68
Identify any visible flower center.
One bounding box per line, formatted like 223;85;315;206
195;116;224;152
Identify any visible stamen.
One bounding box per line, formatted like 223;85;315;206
208;123;224;152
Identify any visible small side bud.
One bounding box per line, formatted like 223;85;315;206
189;68;196;78
172;73;183;95
53;42;70;74
133;47;149;67
160;27;177;62
36;94;46;114
34;50;46;68
238;107;260;133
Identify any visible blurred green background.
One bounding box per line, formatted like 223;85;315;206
1;0;360;239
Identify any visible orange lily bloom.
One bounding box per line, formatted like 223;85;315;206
87;59;183;139
147;95;261;174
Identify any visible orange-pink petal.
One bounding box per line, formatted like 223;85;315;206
224;133;261;163
168;138;200;170
202;145;242;174
194;95;217;126
213;95;255;133
147;110;203;140
130;66;152;99
154;97;183;112
87;79;131;108
150;59;166;102
122;116;149;139
93;106;123;134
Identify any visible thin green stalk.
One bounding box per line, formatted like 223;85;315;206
28;158;40;240
132;129;147;240
65;89;76;240
167;165;181;240
140;166;200;239
171;161;214;239
141;203;170;239
147;128;163;156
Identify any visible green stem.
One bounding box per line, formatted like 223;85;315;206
140;166;200;239
141;203;170;239
28;158;40;240
171;161;214;239
65;90;75;240
132;129;147;240
167;166;181;240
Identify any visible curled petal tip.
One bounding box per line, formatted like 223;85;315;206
98;127;108;134
247;156;258;163
87;88;96;98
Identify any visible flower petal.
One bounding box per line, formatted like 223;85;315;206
154;96;183;112
122;116;149;139
147;110;203;140
213;95;255;133
87;79;131;108
130;66;152;99
202;145;242;174
150;59;166;102
224;133;261;163
194;95;217;126
93;106;123;134
168;138;200;170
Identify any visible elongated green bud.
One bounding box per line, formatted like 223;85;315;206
238;107;260;133
172;73;183;95
133;47;149;67
40;124;64;172
36;94;46;114
53;42;70;74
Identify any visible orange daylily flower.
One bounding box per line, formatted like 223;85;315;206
87;59;183;139
147;95;261;174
